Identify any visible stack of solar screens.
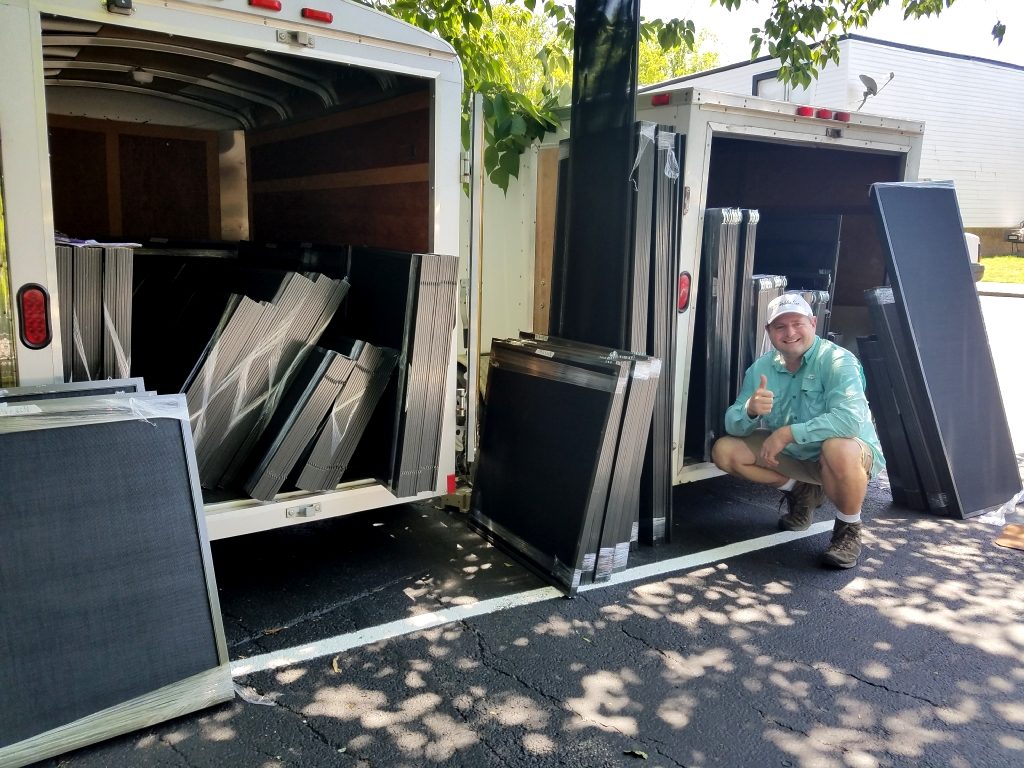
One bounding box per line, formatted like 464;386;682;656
470;336;659;594
238;341;396;500
292;343;396;492
548;139;572;331
685;209;765;464
551;122;684;544
751;274;788;357
327;248;459;497
856;310;927;511
797;289;831;337
130;247;297;395
863;288;956;513
184;272;349;489
700;208;743;457
638;126;684;545
55;242;135;381
867;181;1021;518
626;124;657;353
0;389;232;768
395;252;460;497
731;210;760;394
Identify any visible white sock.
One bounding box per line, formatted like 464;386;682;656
778;478;796;491
836;511;862;524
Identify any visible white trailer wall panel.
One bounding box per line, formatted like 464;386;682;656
478;148;537;353
844;41;1024;229
662;36;1024;229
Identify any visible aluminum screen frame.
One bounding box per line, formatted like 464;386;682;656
470;341;630;595
0;395;233;768
0;377;146;403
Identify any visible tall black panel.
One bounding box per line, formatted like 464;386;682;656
558;0;640;348
870;181;1020;517
857;333;926;510
865;288;948;513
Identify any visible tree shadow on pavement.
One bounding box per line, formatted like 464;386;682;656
49;480;1024;768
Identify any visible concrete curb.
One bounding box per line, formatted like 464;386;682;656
978;282;1024;298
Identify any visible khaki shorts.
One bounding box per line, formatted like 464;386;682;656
739;430;873;485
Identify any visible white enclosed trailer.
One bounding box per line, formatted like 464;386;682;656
638;88;924;483
0;0;463;538
504;88;925;486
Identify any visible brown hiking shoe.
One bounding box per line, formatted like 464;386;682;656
822;520;863;569
777;481;824;531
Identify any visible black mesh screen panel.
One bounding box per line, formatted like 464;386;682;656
0;418;219;747
870;182;1021;516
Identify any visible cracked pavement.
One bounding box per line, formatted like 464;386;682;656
37;470;1024;768
33;295;1024;767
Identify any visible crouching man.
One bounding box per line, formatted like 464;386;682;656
711;293;885;569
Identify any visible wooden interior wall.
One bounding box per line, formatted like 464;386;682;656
47;126;110;238
533;146;560;334
706;139;903;305
247;90;431;252
47;115;220;241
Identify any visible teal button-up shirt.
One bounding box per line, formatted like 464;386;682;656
724;336;886;477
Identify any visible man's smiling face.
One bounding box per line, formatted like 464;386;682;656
767;312;817;363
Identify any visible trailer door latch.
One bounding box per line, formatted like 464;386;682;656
286;502;322;518
277;30;316;48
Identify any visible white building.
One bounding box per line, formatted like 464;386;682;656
647;34;1024;254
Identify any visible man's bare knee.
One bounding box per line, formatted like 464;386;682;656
711;438;728;471
712;436;748;473
821;438;865;480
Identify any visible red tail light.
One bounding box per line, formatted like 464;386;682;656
815;108;833;119
650;93;671;107
301;8;333;23
677;272;692;312
834;111;851;122
249;0;282;10
796;106;814;117
447;473;457;494
17;284;52;349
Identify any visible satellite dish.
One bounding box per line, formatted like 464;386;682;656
857;72;894;110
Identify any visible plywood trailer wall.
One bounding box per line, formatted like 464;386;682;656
47;115;221;242
705;138;903;306
247;90;431;253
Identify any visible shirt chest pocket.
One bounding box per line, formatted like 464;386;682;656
799;377;826;415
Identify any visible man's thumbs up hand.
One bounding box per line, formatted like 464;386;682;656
747;374;774;418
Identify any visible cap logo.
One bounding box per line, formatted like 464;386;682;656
767;293;815;323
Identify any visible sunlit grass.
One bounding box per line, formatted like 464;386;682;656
980;255;1024;284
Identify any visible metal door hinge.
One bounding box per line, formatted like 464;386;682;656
106;0;133;16
461;151;472;184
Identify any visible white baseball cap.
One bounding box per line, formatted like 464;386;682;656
766;293;815;325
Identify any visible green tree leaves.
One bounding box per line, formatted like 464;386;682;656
365;1;1006;190
724;0;1005;89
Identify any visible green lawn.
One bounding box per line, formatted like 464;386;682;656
980;255;1024;284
